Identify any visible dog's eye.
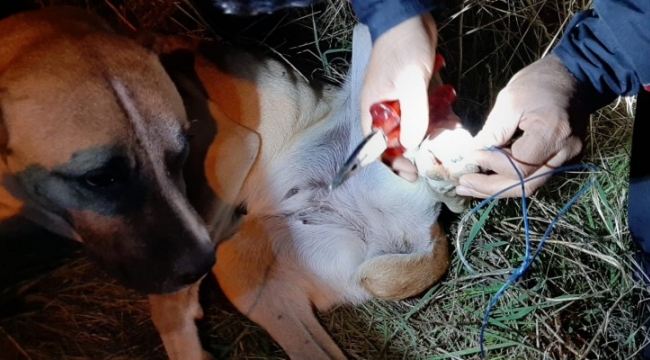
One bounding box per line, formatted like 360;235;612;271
80;159;128;189
166;139;190;176
83;170;117;187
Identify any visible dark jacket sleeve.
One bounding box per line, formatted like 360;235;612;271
351;0;441;42
553;0;650;112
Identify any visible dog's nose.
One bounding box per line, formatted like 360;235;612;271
176;241;216;286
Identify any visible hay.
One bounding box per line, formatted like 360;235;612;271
0;0;646;359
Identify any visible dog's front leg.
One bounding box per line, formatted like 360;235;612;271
149;281;212;360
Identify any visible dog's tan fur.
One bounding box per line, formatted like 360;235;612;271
359;223;449;301
1;7;463;360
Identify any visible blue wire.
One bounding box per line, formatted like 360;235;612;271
471;146;598;358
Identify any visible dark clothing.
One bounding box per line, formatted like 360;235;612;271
554;3;650;358
553;0;650;112
350;0;440;42
630;91;650;264
629;90;650;360
211;0;441;42
212;0;324;16
553;0;650;284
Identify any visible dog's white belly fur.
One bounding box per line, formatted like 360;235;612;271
244;103;440;309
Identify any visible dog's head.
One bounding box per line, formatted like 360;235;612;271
0;7;215;294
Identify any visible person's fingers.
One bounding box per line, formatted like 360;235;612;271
359;14;437;148
512;109;573;165
397;170;419;182
360;84;398;137
468;121;569;181
396;67;432;151
457;136;582;198
455;171;549;198
467;147;539;181
471;92;522;150
393;157;419;181
457;148;569;198
383;156;418;181
390;156;417;173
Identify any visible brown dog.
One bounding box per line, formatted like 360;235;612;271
0;6;215;294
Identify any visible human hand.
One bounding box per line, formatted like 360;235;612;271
456;53;588;198
361;13;438;157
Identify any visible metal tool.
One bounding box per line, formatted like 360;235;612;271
330;100;402;189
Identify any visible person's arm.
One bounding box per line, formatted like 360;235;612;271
553;0;650;112
456;1;650;198
353;1;449;169
350;0;441;42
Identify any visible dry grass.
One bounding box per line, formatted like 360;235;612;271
0;0;646;359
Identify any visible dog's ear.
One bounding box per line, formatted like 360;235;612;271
206;100;260;205
133;32;206;105
133;31;167;55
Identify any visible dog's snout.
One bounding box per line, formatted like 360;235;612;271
93;237;216;295
82;203;216;294
176;240;216;285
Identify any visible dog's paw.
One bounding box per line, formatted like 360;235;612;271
424;178;469;213
412;126;480;213
415;126;480;181
417;160;476;213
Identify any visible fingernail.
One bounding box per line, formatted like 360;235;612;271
456;186;470;196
